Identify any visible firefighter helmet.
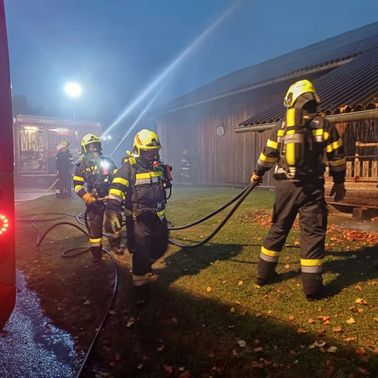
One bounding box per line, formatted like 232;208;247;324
283;80;320;108
133;129;161;156
56;140;70;152
81;133;102;153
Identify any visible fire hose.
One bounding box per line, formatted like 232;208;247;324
168;182;258;248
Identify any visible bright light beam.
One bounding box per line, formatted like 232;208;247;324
111;87;164;156
102;1;239;138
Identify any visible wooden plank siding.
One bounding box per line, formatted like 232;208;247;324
157;109;272;186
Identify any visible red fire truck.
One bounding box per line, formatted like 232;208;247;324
13;114;101;185
0;0;15;329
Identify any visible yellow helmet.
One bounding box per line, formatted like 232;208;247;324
283;79;320;108
81;133;101;153
133;129;161;156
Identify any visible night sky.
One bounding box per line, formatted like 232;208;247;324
5;0;378;133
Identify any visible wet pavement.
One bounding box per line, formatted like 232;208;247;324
0;270;80;378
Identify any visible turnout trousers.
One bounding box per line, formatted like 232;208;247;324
87;202;105;260
57;171;72;198
257;179;327;296
132;212;169;286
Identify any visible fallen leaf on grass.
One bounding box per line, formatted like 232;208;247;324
318;315;330;323
346;317;356;324
308;318;315;324
126;318;135;327
357;367;370;376
238;280;243;286
313;340;326;347
355;347;366;355
179;370;191;378
297;328;307;334
332;326;343;333
355;298;368;305
163;364;173;376
327;346;337;353
343;336;356;343
237;340;247;348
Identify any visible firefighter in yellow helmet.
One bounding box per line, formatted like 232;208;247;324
73;134;118;261
251;79;346;300
105;129;172;306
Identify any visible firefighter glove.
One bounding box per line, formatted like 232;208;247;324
82;192;97;205
330;183;346;202
105;211;122;237
250;172;263;185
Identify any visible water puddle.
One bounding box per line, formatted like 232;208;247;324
0;270;80;378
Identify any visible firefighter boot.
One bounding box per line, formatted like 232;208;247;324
91;246;102;262
255;258;279;286
302;272;326;301
109;237;124;255
133;283;150;307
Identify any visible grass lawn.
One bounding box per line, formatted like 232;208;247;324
15;186;377;377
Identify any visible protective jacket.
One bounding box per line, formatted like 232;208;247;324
56;150;74;172
254;114;346;183
73;153;117;261
73;153;117;198
107;155;167;218
106;154;170;286
56;150;73;198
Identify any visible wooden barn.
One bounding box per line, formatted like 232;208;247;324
152;22;378;198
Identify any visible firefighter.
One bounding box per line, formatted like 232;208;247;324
251;79;346;300
105;129;171;306
73;134;118;262
56;140;73;198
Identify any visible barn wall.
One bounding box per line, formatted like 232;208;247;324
156;105;274;186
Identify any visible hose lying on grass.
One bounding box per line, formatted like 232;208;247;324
168;182;258;249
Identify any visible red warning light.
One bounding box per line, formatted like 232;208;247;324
0;214;9;234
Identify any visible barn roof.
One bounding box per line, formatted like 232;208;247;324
239;46;378;128
156;22;378;118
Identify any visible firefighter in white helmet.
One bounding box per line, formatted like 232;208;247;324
105;129;172;306
251;79;346;300
56;140;73;198
73;134;118;262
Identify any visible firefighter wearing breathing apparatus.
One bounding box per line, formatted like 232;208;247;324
73;134;117;262
251;79;346;300
105;129;172;306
